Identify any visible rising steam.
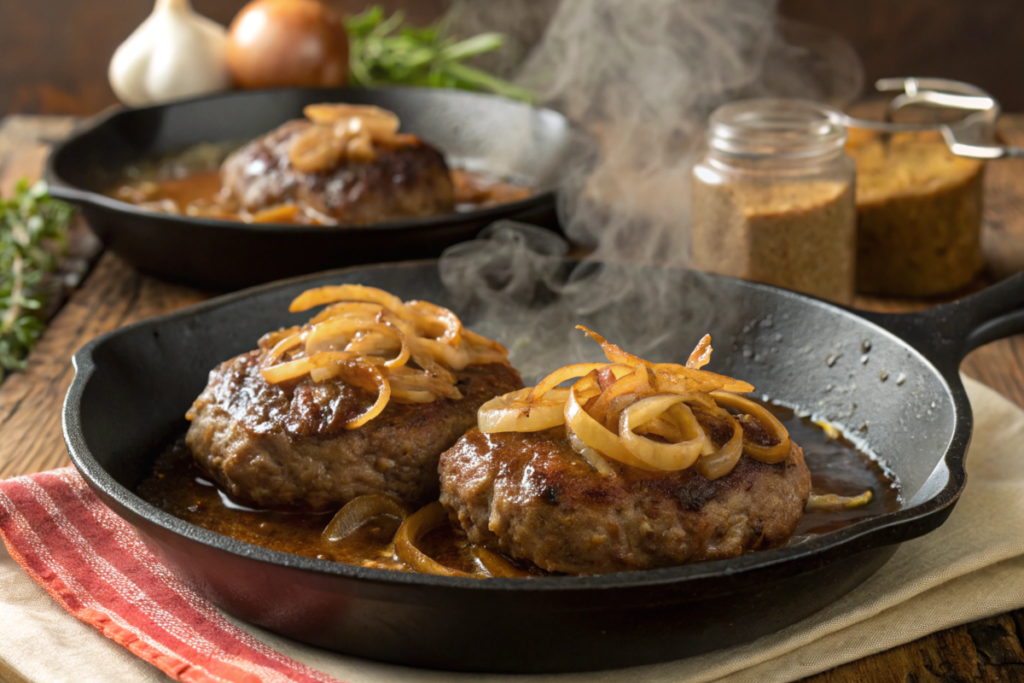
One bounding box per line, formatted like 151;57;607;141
441;0;864;379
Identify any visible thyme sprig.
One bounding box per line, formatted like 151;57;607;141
346;6;535;103
0;180;73;382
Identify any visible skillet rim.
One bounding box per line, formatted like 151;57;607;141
62;259;970;592
44;86;569;234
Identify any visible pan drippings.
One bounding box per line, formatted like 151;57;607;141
136;402;899;575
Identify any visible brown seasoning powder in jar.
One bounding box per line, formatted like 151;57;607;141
848;129;984;296
691;99;857;304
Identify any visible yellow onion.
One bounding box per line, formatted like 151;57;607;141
694;409;744;480
394;502;478;578
337;363;391;429
572;440;616;475
323;494;408;543
710;391;791;463
687;334;713;369
475;326;774;480
528;362;619;401
290;284;406;315
309;302;384;324
304;104;399;137
806;490;873;511
619;394;706;470
470;547;532;578
258;284;509;426
565;383;657;471
406;300;461;345
261;350;363;384
478;388;569;434
227;0;348;90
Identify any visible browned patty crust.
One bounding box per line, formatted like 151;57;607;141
221;119;456;225
439;426;811;575
186;350;522;512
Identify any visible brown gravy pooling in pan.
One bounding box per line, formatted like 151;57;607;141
109;167;532;225
136;403;900;575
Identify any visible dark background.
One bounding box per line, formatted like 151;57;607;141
2;0;1022;115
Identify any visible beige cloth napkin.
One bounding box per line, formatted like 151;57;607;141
2;375;1023;683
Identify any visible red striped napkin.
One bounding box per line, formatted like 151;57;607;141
0;467;341;683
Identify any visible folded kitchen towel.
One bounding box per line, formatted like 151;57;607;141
1;375;1023;683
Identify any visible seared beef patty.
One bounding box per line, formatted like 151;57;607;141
220;120;456;225
439;426;810;574
186;351;522;512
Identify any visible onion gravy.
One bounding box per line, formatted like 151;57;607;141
109;150;532;225
136;403;899;576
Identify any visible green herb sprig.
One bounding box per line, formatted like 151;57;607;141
345;6;535;103
0;180;73;382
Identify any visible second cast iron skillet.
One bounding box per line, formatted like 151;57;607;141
62;258;1024;672
45;87;581;289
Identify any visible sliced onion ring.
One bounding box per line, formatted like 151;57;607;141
619;394;706;470
305;319;410;370
260;284;509;422
470;547;532;578
529;363;630;402
585;365;654;429
289;284;407;315
575;325;754;393
394;502;479;578
309;302;385;325
565;383;657;471
694;409;744;480
322;495;409;543
336;363;391;429
261;351;361;384
478;388;569;434
710;391;791;463
406;300;461;345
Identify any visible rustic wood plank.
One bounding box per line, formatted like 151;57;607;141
0;252;204;478
3;114;1024;682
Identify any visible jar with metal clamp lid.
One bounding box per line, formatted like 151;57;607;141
691;98;856;304
843;77;996;297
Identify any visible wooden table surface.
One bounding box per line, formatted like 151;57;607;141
2;114;1024;682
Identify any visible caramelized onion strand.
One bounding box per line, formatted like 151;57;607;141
394;502;479;578
323;495;409;543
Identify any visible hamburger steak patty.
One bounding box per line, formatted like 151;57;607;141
220;119;456;225
439;426;811;574
186;351;522;512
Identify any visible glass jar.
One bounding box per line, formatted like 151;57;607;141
691;99;857;304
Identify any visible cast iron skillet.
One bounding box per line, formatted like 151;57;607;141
44;87;579;289
62;260;1024;673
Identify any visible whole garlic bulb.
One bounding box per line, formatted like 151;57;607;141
109;0;231;106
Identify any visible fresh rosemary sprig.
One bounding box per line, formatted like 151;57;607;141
345;6;535;103
0;180;73;382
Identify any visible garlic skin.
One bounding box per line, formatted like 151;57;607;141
109;0;231;107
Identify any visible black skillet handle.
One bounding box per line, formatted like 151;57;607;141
857;270;1024;376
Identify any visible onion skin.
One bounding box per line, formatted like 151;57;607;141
227;0;349;89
